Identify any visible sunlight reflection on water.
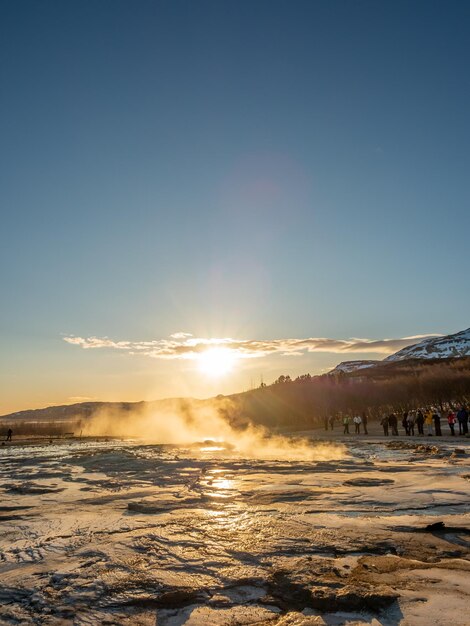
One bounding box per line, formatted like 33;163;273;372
212;478;233;490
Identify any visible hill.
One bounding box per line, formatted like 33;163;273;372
385;327;470;361
227;355;470;429
329;360;379;374
0;397;210;424
330;326;470;374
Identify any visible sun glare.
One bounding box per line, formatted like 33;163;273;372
197;347;237;377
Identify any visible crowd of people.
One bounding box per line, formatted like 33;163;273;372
324;407;470;437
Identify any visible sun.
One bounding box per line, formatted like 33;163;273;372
197;347;237;377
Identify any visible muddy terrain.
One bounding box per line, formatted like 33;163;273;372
0;437;468;625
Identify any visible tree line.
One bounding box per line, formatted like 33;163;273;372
226;357;470;430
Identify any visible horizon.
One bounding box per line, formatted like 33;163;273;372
2;1;470;413
4;325;469;415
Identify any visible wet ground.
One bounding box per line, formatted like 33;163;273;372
0;437;469;625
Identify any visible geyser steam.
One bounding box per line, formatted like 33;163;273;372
81;400;345;461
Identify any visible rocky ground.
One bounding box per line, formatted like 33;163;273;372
0;436;468;625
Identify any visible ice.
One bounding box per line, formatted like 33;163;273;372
0;438;468;624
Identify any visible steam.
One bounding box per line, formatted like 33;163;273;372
81;400;345;461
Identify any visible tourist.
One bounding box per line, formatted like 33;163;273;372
329;415;335;431
447;410;456;436
457;406;469;435
362;411;368;435
402;411;410;436
343;415;350;434
424;410;433;435
432;409;442;436
388;413;398;436
408;411;416;436
324;416;329;431
416;410;425;435
6;428;12;442
381;414;389;436
353;415;362;434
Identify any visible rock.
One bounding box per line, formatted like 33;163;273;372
343;478;394;487
421;521;470;535
155;589;207;608
386;441;415;450
266;568;398;615
6;483;64;495
413;445;439;454
127;501;164;513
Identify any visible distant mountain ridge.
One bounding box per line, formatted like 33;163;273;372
330;327;470;374
330;360;379;374
0;398;203;423
385;327;470;362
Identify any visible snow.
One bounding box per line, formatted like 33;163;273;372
330;361;379;374
385;328;470;362
0;437;469;625
328;327;470;374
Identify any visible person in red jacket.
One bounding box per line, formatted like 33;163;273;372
447;410;456;436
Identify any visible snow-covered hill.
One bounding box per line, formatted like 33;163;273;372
328;328;470;374
385;328;470;362
329;360;379;374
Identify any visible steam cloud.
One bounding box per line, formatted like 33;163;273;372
82;399;346;462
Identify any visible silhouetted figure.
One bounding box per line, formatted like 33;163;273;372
447;411;456;436
402;412;410;436
343;415;350;434
416;410;424;435
6;429;12;442
388;413;398;436
329;415;335;431
457;407;469;435
408;411;415;436
361;412;368;435
324;416;329;431
381;415;389;436
433;410;442;436
353;415;362;434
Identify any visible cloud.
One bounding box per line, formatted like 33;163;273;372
170;332;193;340
63;332;441;361
68;396;96;403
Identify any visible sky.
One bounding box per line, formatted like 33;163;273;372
1;0;470;413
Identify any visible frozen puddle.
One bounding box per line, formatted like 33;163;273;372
0;438;468;625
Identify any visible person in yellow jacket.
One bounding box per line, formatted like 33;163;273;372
424;410;433;435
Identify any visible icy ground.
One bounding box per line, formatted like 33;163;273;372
0;438;469;625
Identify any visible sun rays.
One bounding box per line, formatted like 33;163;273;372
197;347;238;377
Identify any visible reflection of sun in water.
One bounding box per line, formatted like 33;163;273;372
206;474;234;498
212;478;233;490
197;347;237;377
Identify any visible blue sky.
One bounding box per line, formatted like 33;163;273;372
1;0;469;412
